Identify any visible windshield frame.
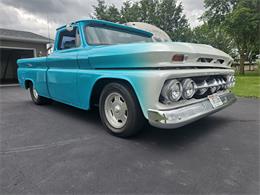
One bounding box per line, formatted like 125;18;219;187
84;24;153;46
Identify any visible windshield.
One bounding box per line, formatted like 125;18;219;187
85;26;153;45
125;22;172;42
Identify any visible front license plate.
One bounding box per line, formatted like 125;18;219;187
208;94;223;108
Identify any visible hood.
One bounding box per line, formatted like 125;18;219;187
84;42;233;69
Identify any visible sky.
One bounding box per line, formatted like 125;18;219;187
0;0;205;39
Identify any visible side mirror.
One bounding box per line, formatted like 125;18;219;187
47;45;53;55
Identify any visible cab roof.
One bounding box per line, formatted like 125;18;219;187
56;19;153;37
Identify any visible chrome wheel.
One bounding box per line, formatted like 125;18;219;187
33;88;39;99
104;92;128;130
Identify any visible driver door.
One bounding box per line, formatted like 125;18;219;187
46;26;81;106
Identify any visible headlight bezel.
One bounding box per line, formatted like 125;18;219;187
161;79;183;103
182;78;197;99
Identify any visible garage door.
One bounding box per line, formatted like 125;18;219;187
0;48;34;84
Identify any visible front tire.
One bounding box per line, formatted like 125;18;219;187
99;82;145;138
29;84;51;105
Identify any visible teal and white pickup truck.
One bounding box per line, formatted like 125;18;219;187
17;19;236;137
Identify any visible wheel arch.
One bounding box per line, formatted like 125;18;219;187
90;77;145;117
24;79;34;89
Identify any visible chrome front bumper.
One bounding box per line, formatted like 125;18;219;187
148;92;236;129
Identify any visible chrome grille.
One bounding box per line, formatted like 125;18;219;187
192;75;228;97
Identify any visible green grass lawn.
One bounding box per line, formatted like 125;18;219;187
232;74;260;98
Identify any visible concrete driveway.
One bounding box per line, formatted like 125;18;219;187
0;87;259;194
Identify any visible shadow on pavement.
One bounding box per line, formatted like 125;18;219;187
41;100;231;148
137;116;229;147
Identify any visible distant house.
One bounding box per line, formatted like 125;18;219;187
0;28;50;84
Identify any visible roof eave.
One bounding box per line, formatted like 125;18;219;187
0;36;52;44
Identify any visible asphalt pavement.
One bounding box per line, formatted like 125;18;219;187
0;86;259;194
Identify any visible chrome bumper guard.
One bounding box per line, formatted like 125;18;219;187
148;92;236;129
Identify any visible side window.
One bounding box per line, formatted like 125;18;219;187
58;27;81;50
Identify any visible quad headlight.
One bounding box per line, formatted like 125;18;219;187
182;79;197;99
161;79;183;102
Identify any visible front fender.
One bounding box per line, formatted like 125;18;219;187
77;69;166;119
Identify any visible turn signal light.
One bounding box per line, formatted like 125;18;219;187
172;54;184;62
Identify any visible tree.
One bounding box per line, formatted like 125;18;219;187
106;5;121;23
120;1;141;23
92;0;191;42
92;0;109;21
156;0;191;41
92;0;121;22
202;0;238;26
202;0;260;75
223;0;260;74
192;23;234;55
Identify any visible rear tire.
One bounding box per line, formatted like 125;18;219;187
29;84;51;105
99;82;145;138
